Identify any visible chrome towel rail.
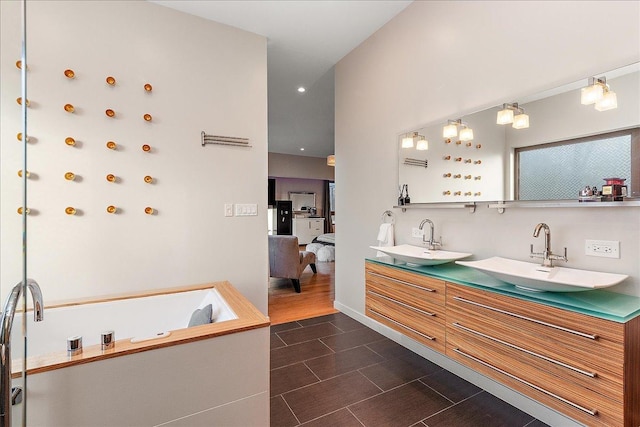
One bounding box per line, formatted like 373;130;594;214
201;131;251;147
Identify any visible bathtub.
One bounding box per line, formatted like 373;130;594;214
11;281;270;426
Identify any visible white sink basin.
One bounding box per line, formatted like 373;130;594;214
371;244;472;266
456;257;628;292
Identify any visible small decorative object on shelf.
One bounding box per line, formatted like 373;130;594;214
465;192;472;196
443;191;451;196
465;159;472;163
106;174;116;183
106;205;117;214
443;173;451;178
106;141;117;150
475;176;482;180
454;174;462;179
64;69;75;78
65;137;76;146
443;155;451;160
17;170;30;178
144;207;155;215
17;207;30;215
105;109;115;118
144;175;153;184
16;97;30;107
64;103;75;113
143;114;152;122
142;144;151;152
64;172;75;181
65;207;77;215
474;160;482;164
464;175;472;179
454;191;462;196
144;83;153;92
106;76;116;85
474;192;482;196
455;157;462;162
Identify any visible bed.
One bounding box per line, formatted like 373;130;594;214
312;233;335;245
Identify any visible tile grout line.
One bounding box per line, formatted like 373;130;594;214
421;389;485;423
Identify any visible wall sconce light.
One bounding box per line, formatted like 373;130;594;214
581;76;617;111
327;154;335;166
496;103;529;129
416;135;429;151
401;131;418;148
442;119;473;141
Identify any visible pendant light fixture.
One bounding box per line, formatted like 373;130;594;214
581;76;617;111
442;119;473;141
401;132;418;148
496;102;529;129
416;135;429;150
327;154;335;166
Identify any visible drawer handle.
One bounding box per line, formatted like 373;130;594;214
453;296;598;340
368;271;436;292
367;290;436;317
453;348;598;417
452;322;597;378
369;309;435;341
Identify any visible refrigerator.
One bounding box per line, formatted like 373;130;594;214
273;200;293;235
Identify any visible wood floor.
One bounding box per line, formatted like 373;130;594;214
268;254;337;325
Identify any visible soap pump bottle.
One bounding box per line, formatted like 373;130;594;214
398;185;405;206
404;185;411;205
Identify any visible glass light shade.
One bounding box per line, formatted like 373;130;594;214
416;138;429;151
459;127;474;141
442;124;458;138
512;113;530;129
401;135;414;148
327;154;335;166
581;84;604;105
594;90;617;111
496;108;514;125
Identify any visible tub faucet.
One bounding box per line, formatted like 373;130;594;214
530;223;567;267
0;279;44;426
419;219;442;250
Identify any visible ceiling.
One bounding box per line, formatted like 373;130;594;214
149;1;413;158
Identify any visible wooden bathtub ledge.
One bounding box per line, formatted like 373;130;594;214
13;281;270;378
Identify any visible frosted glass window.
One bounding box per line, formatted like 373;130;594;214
517;133;632;200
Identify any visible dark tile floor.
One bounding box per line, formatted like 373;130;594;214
270;312;550;427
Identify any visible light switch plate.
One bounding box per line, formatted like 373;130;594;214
585;239;620;258
234;203;258;216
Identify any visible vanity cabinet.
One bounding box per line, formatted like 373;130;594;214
293;218;324;245
363;261;640;427
446;283;639;427
365;262;446;353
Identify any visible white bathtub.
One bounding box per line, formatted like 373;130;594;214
16;286;238;357
10;281;270;427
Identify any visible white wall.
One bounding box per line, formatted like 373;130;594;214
0;1;268;313
335;1;639;424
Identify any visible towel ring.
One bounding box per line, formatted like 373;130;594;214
381;210;395;224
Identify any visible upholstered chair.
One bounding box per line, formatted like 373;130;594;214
268;235;317;293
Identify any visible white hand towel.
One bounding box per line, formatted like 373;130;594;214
376;223;394;257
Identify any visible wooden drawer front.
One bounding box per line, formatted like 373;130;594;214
446;333;621;427
446;284;624;380
366;291;445;353
366;276;443;315
365;263;445;306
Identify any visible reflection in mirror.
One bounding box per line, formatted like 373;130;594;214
398;63;640;203
289;192;316;211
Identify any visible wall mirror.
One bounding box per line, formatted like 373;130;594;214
289;192;316;211
398;62;639;204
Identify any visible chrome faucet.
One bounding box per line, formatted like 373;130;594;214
419;219;442;250
530;223;567;267
1;279;44;427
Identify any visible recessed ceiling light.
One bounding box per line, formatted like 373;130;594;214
300;148;305;151
297;87;306;93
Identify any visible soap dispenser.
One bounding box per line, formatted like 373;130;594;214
404;185;411;205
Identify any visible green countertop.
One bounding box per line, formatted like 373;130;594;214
366;256;640;323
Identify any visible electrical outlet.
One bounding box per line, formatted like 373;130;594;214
585;240;620;258
411;227;424;238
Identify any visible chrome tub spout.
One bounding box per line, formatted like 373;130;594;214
0;279;43;427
